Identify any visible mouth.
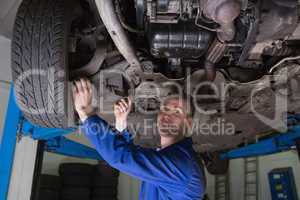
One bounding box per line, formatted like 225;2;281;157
158;122;180;134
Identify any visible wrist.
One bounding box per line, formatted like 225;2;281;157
77;106;96;122
115;118;127;132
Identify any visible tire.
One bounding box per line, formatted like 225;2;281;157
61;187;90;200
94;162;119;177
92;187;118;197
59;163;93;176
36;189;60;200
61;175;91;187
38;174;61;190
92;198;118;200
92;176;119;187
11;0;74;128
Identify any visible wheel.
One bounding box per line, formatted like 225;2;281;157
38;174;61;190
59;163;93;176
61;187;90;200
92;187;118;197
11;0;99;128
92;176;119;187
61;174;91;187
94;162;119;177
36;189;60;200
92;198;118;200
11;0;75;128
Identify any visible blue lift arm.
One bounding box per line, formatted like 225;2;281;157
20;120;103;160
221;123;300;160
21;120;76;140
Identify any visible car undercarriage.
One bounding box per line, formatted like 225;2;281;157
9;0;300;151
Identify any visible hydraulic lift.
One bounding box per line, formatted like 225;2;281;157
0;85;102;200
220;115;300;160
1;84;300;200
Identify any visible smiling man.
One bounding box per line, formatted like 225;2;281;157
73;78;206;200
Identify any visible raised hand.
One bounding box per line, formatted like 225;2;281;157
73;78;94;122
114;97;132;131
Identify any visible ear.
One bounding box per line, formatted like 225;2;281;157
184;116;193;130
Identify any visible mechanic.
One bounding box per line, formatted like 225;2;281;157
73;78;206;200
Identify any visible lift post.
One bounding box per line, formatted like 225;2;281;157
0;85;22;200
0;85;102;200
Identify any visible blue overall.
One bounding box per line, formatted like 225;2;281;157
82;115;205;200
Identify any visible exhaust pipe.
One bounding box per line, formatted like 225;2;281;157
202;0;241;42
94;0;141;68
204;39;227;81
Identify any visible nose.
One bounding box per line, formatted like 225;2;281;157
161;113;171;122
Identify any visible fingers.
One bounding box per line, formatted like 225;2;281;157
115;98;131;113
73;78;92;94
75;80;83;93
72;83;78;94
118;100;128;112
86;79;92;93
114;103;124;114
115;104;123;113
80;78;88;92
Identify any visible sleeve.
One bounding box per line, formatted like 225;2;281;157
82;115;191;189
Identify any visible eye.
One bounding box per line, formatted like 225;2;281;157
175;108;183;114
160;106;169;112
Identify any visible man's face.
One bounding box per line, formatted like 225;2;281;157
157;98;190;137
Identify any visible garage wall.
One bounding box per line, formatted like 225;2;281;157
0;82;10;144
0;36;11;144
0;36;12;81
226;152;300;200
258;152;300;199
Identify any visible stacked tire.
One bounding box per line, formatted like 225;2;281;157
35;174;61;200
59;163;93;200
92;161;119;200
